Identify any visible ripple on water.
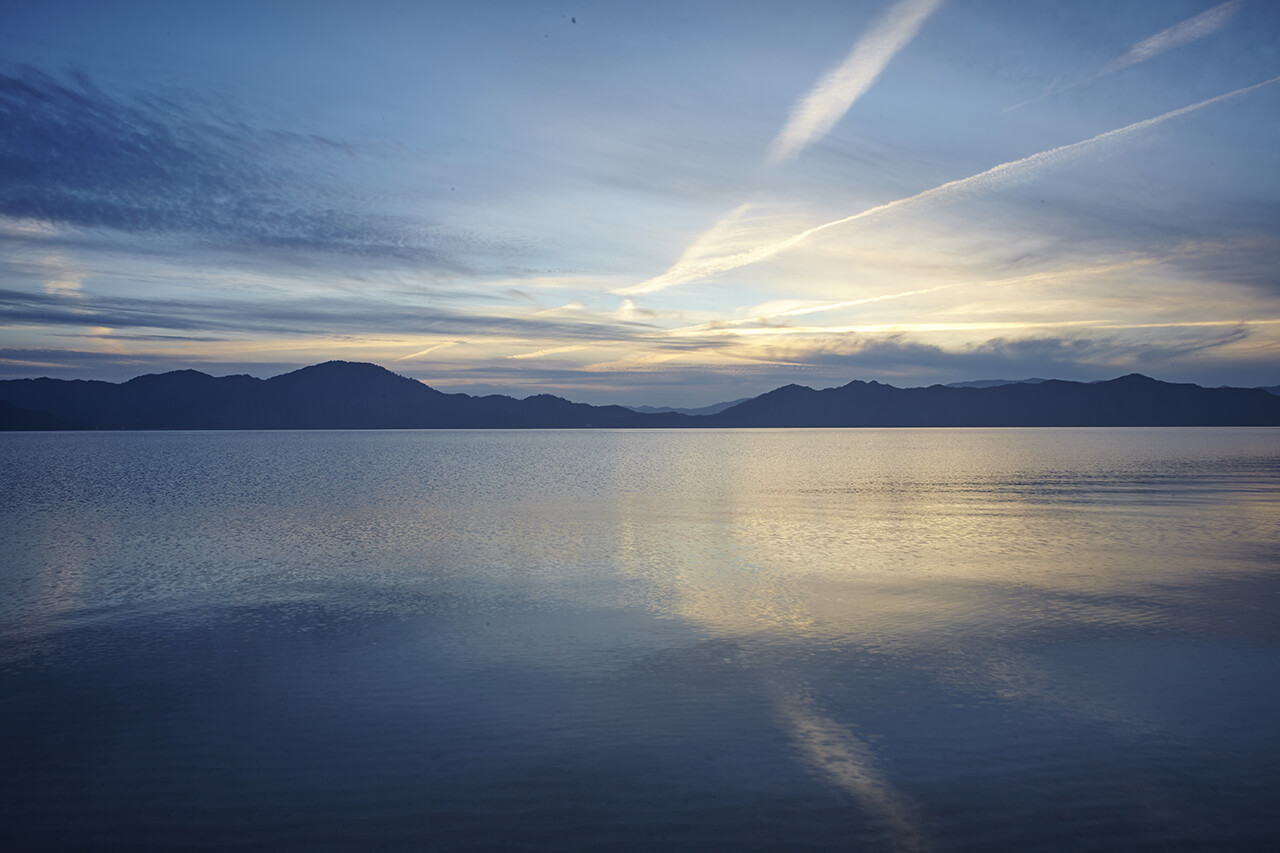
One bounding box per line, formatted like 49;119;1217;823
2;429;1278;850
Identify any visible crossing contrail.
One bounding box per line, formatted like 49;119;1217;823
618;75;1280;296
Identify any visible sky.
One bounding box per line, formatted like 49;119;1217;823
1;0;1278;406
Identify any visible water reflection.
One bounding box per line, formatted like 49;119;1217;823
598;429;1280;848
607;429;1280;643
2;428;1277;850
777;690;928;852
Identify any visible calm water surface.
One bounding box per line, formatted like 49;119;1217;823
2;429;1278;851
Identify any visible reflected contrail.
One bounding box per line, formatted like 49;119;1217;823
619;75;1280;296
769;0;945;163
777;691;930;852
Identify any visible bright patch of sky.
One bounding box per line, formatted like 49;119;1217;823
2;0;1278;405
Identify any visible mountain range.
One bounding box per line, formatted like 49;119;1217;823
2;360;1279;429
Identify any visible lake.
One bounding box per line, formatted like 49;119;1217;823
2;428;1278;851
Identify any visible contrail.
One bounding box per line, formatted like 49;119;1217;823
1100;0;1241;78
619;75;1279;296
508;343;589;360
666;317;1280;340
395;340;463;361
768;0;945;163
1005;1;1241;112
623;0;944;307
660;258;1159;338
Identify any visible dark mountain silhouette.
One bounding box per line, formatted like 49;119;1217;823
0;399;79;430
0;361;653;430
1;362;1278;429
704;374;1280;427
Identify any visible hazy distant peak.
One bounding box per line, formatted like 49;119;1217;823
943;378;1049;389
624;397;752;416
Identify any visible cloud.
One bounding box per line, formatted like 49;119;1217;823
507;344;590;360
621;75;1280;295
0;66;482;269
737;324;1261;385
961;326;1256;371
0;285;660;343
615;203;804;295
0;347;302;381
5;319;1264;402
655;258;1163;340
664;317;1279;343
1099;1;1241;78
621;0;947;297
767;0;945;163
1008;1;1242;111
394;341;466;362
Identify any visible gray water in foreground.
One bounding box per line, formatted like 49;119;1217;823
2;428;1278;851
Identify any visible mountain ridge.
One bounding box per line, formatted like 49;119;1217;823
2;360;1279;429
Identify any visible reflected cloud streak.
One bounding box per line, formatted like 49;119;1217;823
777;692;929;852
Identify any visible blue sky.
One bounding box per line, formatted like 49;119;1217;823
2;0;1278;405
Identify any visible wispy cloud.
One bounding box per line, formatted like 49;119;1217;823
658;259;1160;339
1101;0;1241;77
0;67;486;270
1008;1;1242;111
0;285;659;343
767;0;945;163
507;344;590;360
395;341;465;361
615;203;799;295
669;317;1279;339
620;75;1280;296
715;322;1267;385
619;0;945;300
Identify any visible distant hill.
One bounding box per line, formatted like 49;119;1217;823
0;399;80;430
625;398;751;416
0;361;656;430
2;362;1278;429
704;374;1280;427
944;378;1049;389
